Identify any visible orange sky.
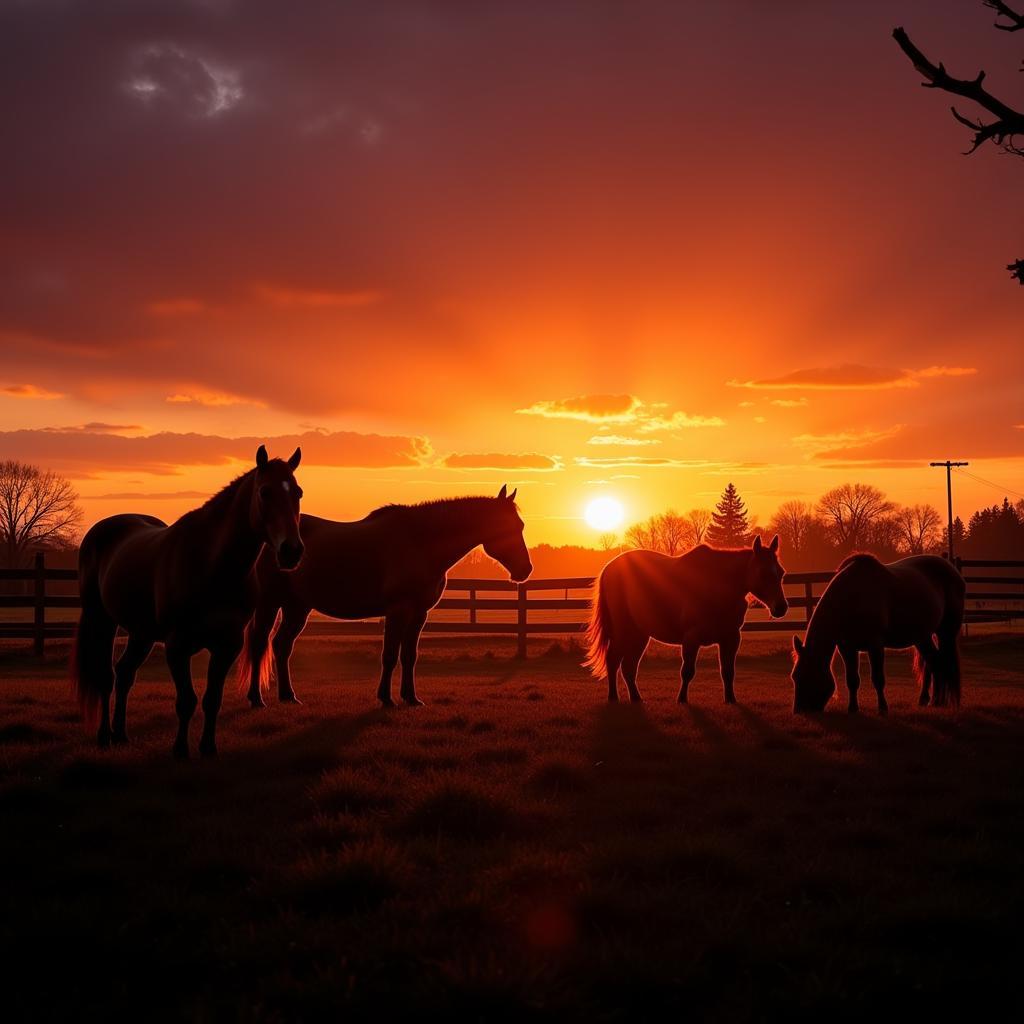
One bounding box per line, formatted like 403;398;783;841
1;1;1021;546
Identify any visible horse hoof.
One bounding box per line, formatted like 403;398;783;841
279;693;302;705
379;697;396;708
607;695;619;703
878;705;889;717
628;695;644;704
199;743;217;758
724;696;737;705
96;732;111;749
677;696;688;705
111;732;129;746
402;697;425;707
249;697;266;710
172;744;189;760
919;696;930;707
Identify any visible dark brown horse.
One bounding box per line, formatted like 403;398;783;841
585;535;788;703
241;486;532;708
791;553;965;714
71;446;304;757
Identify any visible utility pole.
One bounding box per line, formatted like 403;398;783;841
930;460;968;560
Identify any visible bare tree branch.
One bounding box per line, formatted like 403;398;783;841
985;0;1024;32
892;26;1024;154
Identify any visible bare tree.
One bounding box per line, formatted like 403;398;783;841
893;503;944;554
597;531;619;552
686;508;712;544
0;461;83;568
817;484;895;551
768;500;817;557
893;3;1024;281
624;509;698;554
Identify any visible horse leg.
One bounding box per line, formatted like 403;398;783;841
111;635;154;744
166;643;198;759
272;605;309;704
621;638;648;704
377;613;403;707
839;645;860;714
868;646;888;715
605;645;622;702
399;612;428;706
677;643;698;704
199;639;243;757
246;599;280;708
718;631;741;704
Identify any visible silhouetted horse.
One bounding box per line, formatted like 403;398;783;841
585;535;788;703
791;553;965;714
71;446;304;756
241;486;532;708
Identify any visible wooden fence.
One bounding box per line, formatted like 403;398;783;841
2;553;1022;657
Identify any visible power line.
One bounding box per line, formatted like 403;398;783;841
953;467;1024;502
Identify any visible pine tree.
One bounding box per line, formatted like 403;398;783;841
707;482;749;548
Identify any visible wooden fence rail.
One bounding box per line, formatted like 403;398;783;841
2;554;1023;657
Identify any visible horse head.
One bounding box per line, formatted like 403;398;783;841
790;634;836;712
252;445;305;570
482;485;533;583
747;534;788;619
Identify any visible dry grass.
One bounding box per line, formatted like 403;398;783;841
1;633;1023;1020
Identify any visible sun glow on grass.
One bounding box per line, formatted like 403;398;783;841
585;496;624;532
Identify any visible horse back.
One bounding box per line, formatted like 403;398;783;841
257;511;429;618
598;547;745;644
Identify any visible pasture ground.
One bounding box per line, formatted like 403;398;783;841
2;633;1023;1021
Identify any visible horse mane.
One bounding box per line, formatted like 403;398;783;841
366;495;513;530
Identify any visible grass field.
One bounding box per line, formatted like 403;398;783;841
2;634;1023;1021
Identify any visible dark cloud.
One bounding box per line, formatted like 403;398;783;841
0;427;431;476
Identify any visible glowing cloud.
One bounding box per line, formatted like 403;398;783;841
729;365;977;391
2;383;64;400
442;453;561;471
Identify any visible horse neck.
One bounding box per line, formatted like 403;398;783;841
202;473;263;576
686;547;750;599
804;586;840;663
415;501;494;573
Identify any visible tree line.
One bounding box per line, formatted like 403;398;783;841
3;458;1024;575
621;482;1024;571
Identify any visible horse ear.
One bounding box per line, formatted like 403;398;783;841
769;534;779;553
752;534;763;552
793;635;804;654
256;445;269;469
508;487;517;502
497;484;507;500
287;447;302;470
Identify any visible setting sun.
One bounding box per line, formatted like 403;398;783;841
585;496;624;532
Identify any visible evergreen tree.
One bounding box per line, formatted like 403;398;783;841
707;482;749;547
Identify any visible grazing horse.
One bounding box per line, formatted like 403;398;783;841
791;553;965;714
71;446;304;757
241;486;532;708
585;535;789;704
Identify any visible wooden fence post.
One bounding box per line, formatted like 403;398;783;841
804;581;813;625
33;551;46;656
516;583;527;659
469;588;477;625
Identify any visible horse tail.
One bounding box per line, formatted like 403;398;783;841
236;610;275;698
932;628;962;708
70;552;116;729
583;573;613;680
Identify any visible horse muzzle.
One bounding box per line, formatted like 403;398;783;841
770;600;789;619
510;561;533;584
276;539;305;571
